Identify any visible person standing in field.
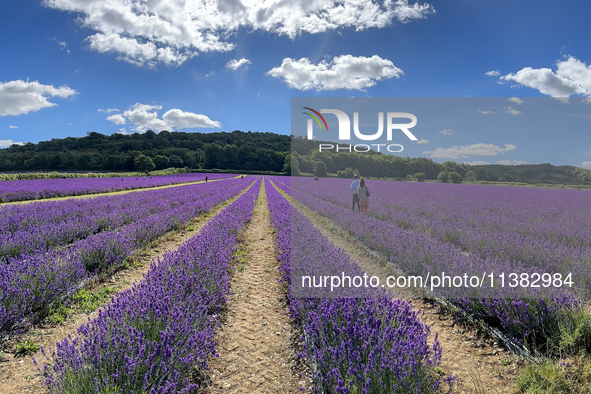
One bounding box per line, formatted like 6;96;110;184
350;175;360;212
358;177;370;214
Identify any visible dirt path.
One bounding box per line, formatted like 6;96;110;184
288;197;522;394
208;181;307;394
0;186;251;394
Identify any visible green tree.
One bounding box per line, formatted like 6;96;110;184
448;172;463;183
168;155;184;168
465;170;478;182
153;155;169;170
313;161;327;177
134;154;155;174
437;171;449;183
414;172;426;182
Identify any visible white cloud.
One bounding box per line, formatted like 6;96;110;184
266;55;403;91
505;106;521;115
582;161;591;169
162;108;221;129
0;80;78;116
106;103;221;132
98;108;119;113
438;129;455;136
553;97;570;104
0;139;24;148
485;70;500;77
423;143;517;159
496;160;527;165
508;97;523;105
501;56;591;97
8;125;18;129
205;71;215;78
463;161;491;165
478;110;494;115
584;97;591;104
106;113;127;125
226;58;251;71
43;0;433;67
416;139;429;144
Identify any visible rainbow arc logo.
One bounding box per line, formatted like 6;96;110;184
302;107;328;131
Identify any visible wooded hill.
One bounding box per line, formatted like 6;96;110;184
1;131;590;185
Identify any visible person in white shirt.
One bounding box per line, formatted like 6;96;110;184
350;175;360;212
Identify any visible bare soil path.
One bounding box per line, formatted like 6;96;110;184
0;186;251;394
208;180;308;394
286;193;522;394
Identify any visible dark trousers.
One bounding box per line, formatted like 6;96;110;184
352;194;360;212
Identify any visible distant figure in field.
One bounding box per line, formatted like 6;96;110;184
121;177;123;181
358;177;370;214
350;174;360;212
206;176;208;182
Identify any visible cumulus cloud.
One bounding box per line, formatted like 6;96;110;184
416;139;429;144
0;139;24;148
0;80;78;116
505;106;521;115
478;110;494;115
43;0;433;67
98;108;119;113
508;97;523;105
485;70;500;77
501;56;591;98
584;97;591;104
266;55;403;90
226;58;251;71
106;113;127;125
438;129;454;136
8;125;18;129
106;103;221;132
423;143;517;159
582;161;591;169
463;160;491;165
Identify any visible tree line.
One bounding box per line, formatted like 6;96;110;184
0;130;290;173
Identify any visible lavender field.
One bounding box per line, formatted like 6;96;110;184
0;172;236;202
4;175;590;393
287;177;591;354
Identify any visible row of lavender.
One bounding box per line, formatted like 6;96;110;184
288;178;591;282
0;172;236;202
265;179;444;393
280;177;590;353
39;179;261;393
1;177;253;336
0;179;239;261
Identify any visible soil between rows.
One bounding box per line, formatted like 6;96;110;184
207;181;309;393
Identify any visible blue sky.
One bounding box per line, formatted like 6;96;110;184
1;0;590;168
